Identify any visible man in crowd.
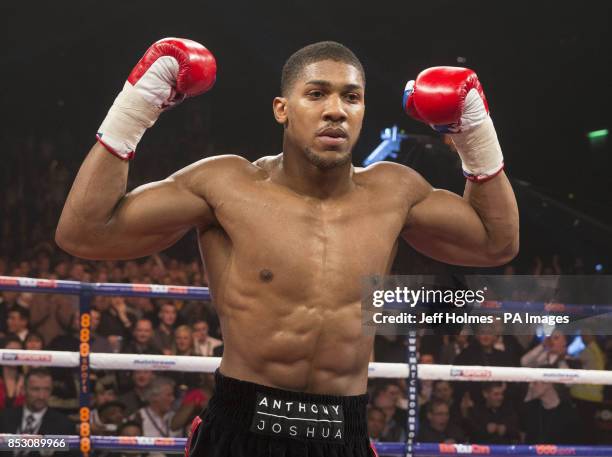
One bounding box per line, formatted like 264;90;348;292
467;382;519;443
417;399;467;444
6;305;30;343
123;318;161;354
152;302;178;355
0;368;76;457
119;370;155;416
192;319;222;357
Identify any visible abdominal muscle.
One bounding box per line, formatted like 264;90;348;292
216;286;374;396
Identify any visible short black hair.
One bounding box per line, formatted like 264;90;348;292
426;399;450;415
8;305;30;321
482;382;505;392
281;41;365;96
25;367;52;386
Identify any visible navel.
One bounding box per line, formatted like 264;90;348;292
259;269;274;282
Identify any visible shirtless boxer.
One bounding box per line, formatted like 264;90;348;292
56;39;518;456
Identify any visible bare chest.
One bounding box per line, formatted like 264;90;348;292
201;181;407;300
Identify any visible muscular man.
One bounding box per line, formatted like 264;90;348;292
56;38;518;456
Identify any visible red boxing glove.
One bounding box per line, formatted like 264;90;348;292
97;38;217;160
403;67;504;182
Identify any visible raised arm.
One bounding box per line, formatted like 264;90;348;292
403;169;519;266
55;38;217;260
56;144;218;260
401;66;519;266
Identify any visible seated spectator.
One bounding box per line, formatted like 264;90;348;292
421;381;470;427
0;336;25;409
24;331;45;350
0;368;76;449
119;370;155;416
173;325;196;356
521;382;582;444
92;400;127;435
123;318;162;354
6;305;30;342
371;384;407;442
152;302;178;355
132;376;182;438
417;399;467;444
466;382;519;444
367;406;387;442
192;319;222;356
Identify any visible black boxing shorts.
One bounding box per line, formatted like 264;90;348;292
185;370;378;457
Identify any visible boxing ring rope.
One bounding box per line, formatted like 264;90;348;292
2;275;611;457
3;349;612;384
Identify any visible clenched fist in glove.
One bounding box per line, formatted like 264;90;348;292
403;67;503;182
97;38;217;160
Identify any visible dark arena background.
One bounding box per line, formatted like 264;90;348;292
1;1;612;456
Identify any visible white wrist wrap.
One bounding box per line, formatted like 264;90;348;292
451;116;504;182
97;82;163;160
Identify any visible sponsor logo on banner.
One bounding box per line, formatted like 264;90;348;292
153;438;177;446
2;353;52;363
541;371;580;382
438;444;491;454
544;302;566;312
17;278;57;288
168;286;188;294
131;284;189;294
133;359;177;369
449;368;492;380
118;437;138;445
0;277;19;286
535;444;577;455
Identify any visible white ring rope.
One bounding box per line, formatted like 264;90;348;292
2;349;611;384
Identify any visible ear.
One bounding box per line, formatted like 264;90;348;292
273;96;288;126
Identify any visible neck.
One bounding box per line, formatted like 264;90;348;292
274;150;354;199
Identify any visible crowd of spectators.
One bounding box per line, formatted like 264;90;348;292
1;252;612;450
1;132;611;449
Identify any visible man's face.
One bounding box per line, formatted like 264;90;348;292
433;382;453;402
484;386;504;408
427;404;450;432
7;311;26;333
101;406;124;425
159;304;177;326
477;333;495;348
134;320;153;344
385;384;402;404
367;409;386;438
275;59;365;170
192;321;209;343
151;385;175;414
132;370;154;389
25;375;53;412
